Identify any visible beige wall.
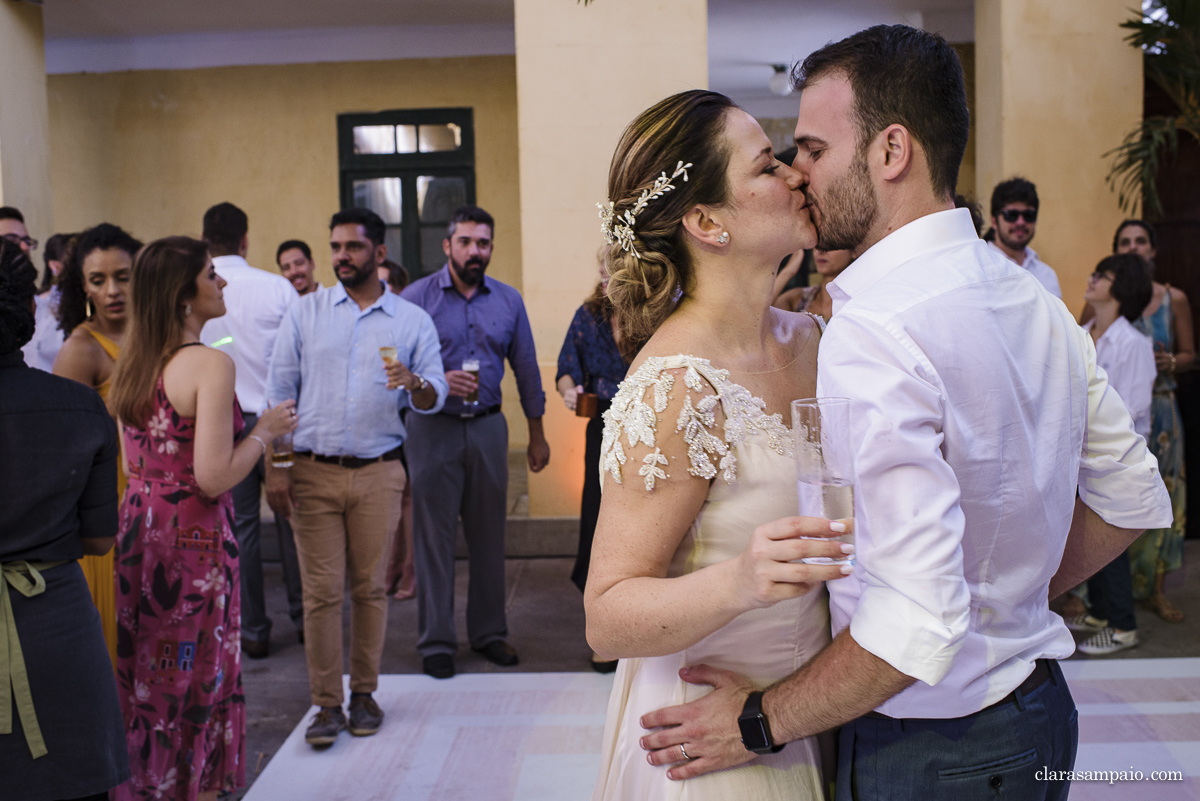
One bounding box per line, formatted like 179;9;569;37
975;0;1142;311
0;2;53;246
47;55;521;293
514;0;708;517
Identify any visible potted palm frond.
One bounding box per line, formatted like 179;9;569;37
1107;0;1200;217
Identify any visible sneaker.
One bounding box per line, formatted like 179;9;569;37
1078;627;1139;656
1064;613;1108;633
305;706;347;746
348;693;384;737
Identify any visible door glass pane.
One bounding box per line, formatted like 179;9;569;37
384;227;403;269
351;177;402;224
419;123;462;152
353;126;395;155
417;175;467;222
396;125;418;154
420;226;448;276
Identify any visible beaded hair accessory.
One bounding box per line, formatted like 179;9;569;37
598;161;692;258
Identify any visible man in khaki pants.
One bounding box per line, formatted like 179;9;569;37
266;208;447;747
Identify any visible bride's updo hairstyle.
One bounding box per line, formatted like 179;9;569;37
603;90;736;352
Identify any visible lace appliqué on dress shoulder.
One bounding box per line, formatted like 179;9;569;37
601;355;791;491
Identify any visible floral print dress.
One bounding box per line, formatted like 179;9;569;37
112;375;245;800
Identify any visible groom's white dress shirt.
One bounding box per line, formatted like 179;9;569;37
986;240;1062;299
819;209;1172;720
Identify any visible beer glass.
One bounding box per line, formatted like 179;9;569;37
379;345;397;363
462;359;481;404
791;398;854;565
267;399;295;468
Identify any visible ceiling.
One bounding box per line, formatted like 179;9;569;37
40;0;975;117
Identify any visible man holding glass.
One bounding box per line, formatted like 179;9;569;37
266;207;447;747
637;26;1172;800
402;205;550;680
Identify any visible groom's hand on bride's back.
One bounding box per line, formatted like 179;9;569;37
734;516;854;610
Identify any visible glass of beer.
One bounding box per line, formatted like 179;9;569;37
379;345;397;363
267;399;294;468
462;359;480;404
791;398;854;565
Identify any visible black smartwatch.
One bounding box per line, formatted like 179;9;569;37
738;690;785;754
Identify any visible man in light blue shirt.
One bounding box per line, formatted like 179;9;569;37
266;207;447;748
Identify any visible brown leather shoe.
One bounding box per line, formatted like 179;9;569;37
241;637;269;659
348;693;384;736
305;706;346;747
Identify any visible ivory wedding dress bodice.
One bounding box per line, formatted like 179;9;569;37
592;354;830;801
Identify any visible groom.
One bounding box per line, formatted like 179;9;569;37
637;25;1172;799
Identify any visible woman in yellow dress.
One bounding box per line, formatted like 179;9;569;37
52;222;143;665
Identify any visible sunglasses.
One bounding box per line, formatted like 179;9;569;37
1000;209;1037;224
1;232;38;251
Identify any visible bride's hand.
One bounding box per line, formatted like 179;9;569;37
734;517;853;610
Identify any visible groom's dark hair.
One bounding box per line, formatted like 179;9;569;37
792;25;969;201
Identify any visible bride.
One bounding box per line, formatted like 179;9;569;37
586;90;851;800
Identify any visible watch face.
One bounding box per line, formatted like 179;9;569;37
738;716;770;751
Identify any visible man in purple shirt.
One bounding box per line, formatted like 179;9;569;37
402;205;550;679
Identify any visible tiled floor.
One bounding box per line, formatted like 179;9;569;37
239;542;1200;799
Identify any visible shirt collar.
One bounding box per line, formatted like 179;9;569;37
211;254;251;271
436;263;493;296
828;208;978;315
0;350;26;369
329;280;396;316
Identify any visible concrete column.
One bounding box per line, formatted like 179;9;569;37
0;1;53;244
513;0;707;516
974;0;1142;309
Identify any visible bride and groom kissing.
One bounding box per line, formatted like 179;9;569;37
583;23;1172;801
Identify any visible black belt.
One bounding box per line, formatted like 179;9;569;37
865;659;1053;721
296;445;404;469
444;404;502;420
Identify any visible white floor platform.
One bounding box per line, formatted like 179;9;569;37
247;659;1200;801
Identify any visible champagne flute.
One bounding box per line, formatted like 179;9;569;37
791;397;854;565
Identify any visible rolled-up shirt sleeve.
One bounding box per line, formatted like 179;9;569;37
819;314;971;686
1076;328;1173;529
508;298;546;419
408;310;448;415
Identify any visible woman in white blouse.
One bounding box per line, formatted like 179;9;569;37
1075;253;1156;656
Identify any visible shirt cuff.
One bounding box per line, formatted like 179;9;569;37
848;582;970;687
1080;449;1175;530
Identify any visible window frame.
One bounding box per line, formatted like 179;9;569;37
337;108;476;281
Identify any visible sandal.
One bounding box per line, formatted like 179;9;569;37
1148;594;1184;623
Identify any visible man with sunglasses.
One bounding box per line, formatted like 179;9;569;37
986;177;1061;298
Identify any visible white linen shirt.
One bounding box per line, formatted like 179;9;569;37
1083;317;1156;439
821;208;1172;719
986;240;1061;298
200;255;298;414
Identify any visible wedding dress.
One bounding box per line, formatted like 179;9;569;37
591;354;830;801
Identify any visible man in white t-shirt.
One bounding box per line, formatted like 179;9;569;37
200;202;302;658
985;177;1062;298
637;26;1171;800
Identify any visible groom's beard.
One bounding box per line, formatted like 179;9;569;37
811;153;878;252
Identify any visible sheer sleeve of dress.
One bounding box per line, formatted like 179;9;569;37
599;355;790;492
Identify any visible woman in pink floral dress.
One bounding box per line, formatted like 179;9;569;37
108;237;296;801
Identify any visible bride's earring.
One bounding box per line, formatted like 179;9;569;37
717;232;729;245
184;303;192;317
86;298;95;318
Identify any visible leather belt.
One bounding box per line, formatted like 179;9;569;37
446;404;502;420
296;445;404;469
864;659;1053;721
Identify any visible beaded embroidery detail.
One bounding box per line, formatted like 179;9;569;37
601;355;791;491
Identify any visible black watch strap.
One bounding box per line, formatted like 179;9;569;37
738;690;785;754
